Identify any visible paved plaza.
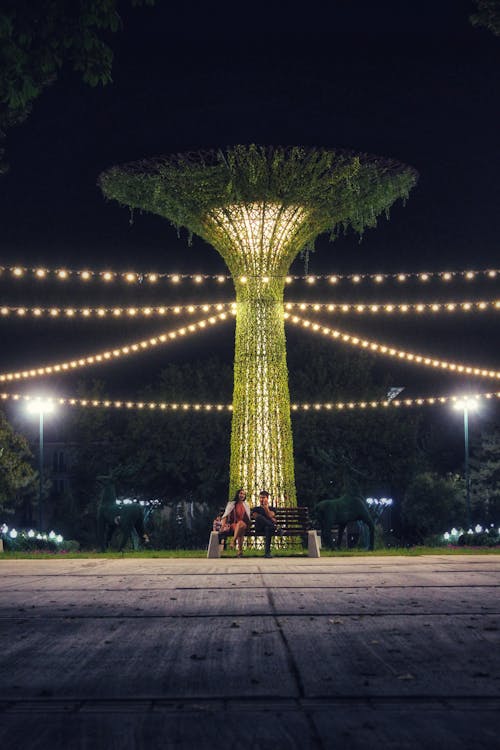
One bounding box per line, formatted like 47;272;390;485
0;554;498;749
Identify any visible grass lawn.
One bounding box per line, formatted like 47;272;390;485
1;546;499;560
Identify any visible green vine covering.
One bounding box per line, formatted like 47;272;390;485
99;145;418;505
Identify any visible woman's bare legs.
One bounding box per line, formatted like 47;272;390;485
233;521;247;555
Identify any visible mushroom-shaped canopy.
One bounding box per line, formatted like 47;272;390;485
99;144;418;249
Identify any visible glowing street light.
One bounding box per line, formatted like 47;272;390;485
26;400;55;530
453;398;480;529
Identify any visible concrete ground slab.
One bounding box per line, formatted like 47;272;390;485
0;555;498;749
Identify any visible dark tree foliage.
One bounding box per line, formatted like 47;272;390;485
469;418;500;524
0;408;37;518
54;379;126;543
471;0;500;36
0;0;155;172
117;359;233;504
287;337;424;507
401;473;465;544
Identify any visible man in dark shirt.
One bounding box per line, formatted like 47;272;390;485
251;490;277;558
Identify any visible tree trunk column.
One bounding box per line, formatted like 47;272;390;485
230;277;296;507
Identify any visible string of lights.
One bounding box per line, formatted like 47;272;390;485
1;391;497;412
0;302;235;318
284;300;500;315
285;313;500;380
0;311;233;382
1;299;499;319
1;264;498;285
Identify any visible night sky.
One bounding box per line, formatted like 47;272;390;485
0;0;499;418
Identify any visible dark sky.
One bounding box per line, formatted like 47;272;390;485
0;0;499;411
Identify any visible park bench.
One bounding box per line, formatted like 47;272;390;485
207;506;320;558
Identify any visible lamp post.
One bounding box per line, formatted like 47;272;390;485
27;400;55;530
453;399;479;530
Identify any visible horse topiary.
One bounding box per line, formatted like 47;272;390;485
96;475;150;551
315;495;375;551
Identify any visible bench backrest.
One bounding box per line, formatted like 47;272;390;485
220;506;311;535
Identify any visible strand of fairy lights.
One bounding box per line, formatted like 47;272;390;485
284;313;500;380
1;264;498;285
1;299;499;319
0;302;235;318
284;300;500;315
1;391;497;412
0;311;233;382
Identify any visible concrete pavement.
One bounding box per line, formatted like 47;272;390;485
0;554;498;749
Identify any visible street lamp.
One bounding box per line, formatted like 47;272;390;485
453;398;480;530
27;400;55;530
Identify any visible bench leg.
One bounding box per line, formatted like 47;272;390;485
207;531;223;559
307;530;321;558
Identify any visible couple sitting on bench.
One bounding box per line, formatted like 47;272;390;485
218;488;280;558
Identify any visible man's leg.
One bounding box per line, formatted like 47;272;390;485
256;516;275;556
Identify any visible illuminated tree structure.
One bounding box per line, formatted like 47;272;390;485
99;145;417;504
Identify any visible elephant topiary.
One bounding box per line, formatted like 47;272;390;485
315;495;375;551
97;475;150;551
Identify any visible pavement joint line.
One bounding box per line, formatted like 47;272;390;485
1;696;499;714
1;611;499;620
263;569;326;750
1;584;498;592
1;566;498;578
